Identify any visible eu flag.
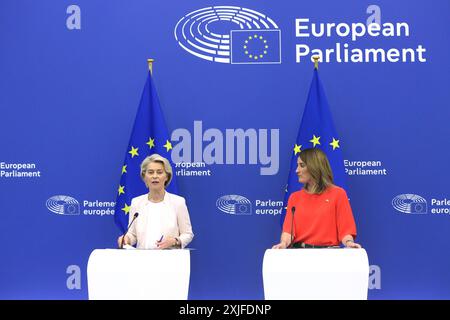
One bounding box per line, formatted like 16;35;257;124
114;71;178;233
281;68;346;225
230;30;281;64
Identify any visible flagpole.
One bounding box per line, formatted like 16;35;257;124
147;58;154;74
313;56;320;70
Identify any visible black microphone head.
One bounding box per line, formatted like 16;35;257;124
133;212;139;218
291;206;296;214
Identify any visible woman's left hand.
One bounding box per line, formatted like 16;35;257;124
346;241;362;248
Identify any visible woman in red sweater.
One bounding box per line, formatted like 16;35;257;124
273;148;361;249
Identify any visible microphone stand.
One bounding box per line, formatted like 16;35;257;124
120;212;139;249
288;206;296;248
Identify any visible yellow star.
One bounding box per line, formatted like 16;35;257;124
309;135;321;147
121;203;130;214
118;185;125;195
163;140;173;152
293;144;302;155
330;138;340;150
146;137;155;149
128;146;139;158
121;165;127;174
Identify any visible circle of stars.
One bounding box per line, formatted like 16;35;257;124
243;34;269;60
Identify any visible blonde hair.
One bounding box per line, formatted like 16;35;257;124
140;154;173;187
299;148;333;194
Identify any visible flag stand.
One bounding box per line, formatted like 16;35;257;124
313;55;320;70
147;58;154;74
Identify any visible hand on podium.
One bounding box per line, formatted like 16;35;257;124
117;235;131;248
272;232;291;249
344;239;362;248
272;242;288;249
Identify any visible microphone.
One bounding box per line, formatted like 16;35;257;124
120;212;139;249
289;206;296;248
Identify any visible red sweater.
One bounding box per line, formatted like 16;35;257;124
282;185;357;246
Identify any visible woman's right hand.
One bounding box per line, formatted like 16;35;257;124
117;235;130;248
272;242;288;249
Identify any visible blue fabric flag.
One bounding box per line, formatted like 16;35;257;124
281;68;347;225
114;72;178;233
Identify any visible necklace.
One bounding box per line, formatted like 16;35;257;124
148;192;165;203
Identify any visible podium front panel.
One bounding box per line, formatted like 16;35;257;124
87;249;190;300
262;248;369;300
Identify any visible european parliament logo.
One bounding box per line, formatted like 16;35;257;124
216;195;252;215
46;195;80;215
174;6;281;64
392;194;428;214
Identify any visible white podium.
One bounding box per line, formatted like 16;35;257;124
262;248;369;300
87;249;191;300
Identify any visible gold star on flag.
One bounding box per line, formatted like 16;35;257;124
121;165;127;174
293;144;302;155
330;138;340;150
128;146;139;158
163;140;173;152
309;135;321;147
146;137;155;149
121;203;130;214
118;185;125;195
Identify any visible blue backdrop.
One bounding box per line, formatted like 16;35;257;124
1;0;449;299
